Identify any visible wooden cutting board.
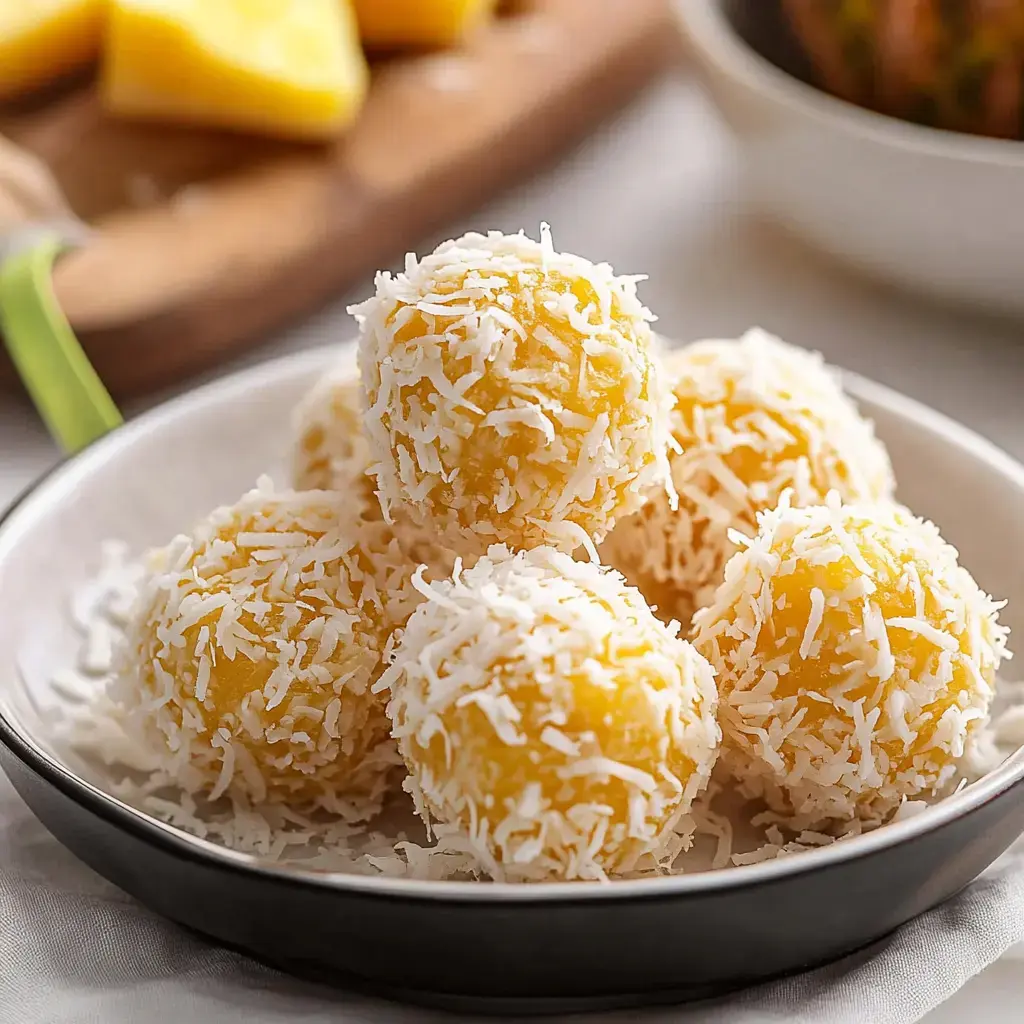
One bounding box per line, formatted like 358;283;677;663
0;0;680;400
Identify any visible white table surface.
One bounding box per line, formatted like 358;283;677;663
2;68;1023;1022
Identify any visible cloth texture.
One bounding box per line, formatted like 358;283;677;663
2;774;1023;1024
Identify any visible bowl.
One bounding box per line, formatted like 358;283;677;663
676;0;1024;318
1;344;1023;1014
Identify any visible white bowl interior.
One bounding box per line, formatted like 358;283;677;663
0;344;1022;887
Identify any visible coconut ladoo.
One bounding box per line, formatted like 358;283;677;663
380;545;720;881
602;329;894;629
290;358;452;577
693;494;1010;825
107;480;416;818
351;227;676;560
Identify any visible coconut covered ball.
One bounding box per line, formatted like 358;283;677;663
108;480;416;818
601;329;895;628
693;494;1010;824
290;359;369;493
351;227;675;558
379;545;720;881
290;360;452;576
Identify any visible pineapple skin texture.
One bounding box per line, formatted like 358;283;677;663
0;1;105;100
352;0;496;48
102;0;369;141
784;0;1024;139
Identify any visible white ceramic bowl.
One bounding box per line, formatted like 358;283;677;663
1;344;1023;1010
676;0;1024;317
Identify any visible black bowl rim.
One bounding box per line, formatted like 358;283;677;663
678;0;1024;167
1;343;1023;904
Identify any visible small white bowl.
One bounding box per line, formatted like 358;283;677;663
677;0;1024;317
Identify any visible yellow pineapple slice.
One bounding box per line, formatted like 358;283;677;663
352;0;496;49
0;1;105;100
102;0;369;141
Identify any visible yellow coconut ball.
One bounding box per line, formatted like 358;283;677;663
351;227;675;559
693;494;1010;825
602;329;895;628
380;545;720;881
109;479;414;817
289;359;452;577
290;359;369;493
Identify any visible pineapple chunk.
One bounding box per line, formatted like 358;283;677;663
353;0;497;49
0;1;105;100
102;0;369;141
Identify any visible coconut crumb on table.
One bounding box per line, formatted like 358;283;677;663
171;184;210;217
124;173;162;208
500;12;560;55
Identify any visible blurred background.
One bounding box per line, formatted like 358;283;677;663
2;1;1024;1016
3;0;1024;492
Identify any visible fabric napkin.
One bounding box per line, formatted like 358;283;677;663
2;769;1023;1024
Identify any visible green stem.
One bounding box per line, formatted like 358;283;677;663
0;234;122;455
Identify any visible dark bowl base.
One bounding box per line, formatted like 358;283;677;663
194;925;892;1016
246;947;752;1016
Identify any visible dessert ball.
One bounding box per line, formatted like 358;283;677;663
379;545;720;881
109;480;413;816
290;359;368;493
602;329;895;628
290;360;452;577
693;495;1010;824
351;227;675;558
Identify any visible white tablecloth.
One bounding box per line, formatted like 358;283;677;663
2;69;1024;1021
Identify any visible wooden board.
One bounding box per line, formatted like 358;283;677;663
0;0;679;400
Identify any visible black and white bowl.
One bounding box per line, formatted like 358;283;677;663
0;345;1022;1014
